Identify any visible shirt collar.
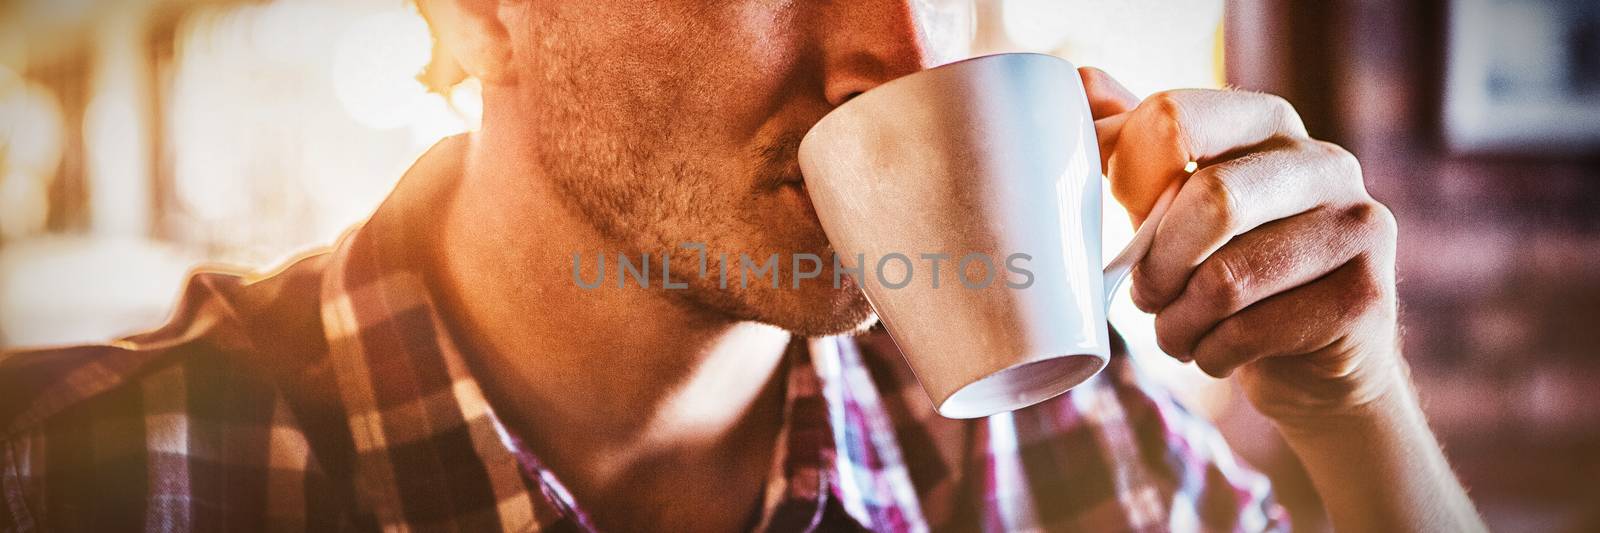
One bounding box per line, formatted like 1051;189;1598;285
316;137;924;531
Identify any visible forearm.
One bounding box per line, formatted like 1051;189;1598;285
1273;365;1485;532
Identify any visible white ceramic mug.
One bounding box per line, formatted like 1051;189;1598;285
798;53;1177;419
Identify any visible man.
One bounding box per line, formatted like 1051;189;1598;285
0;1;1485;531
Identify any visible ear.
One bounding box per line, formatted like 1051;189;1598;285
418;0;517;85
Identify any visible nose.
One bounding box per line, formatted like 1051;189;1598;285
818;0;932;107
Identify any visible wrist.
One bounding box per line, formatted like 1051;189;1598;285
1262;355;1487;533
1254;348;1420;432
1264;356;1417;438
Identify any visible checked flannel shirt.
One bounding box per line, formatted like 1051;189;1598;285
0;140;1286;532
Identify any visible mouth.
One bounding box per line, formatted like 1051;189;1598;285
776;169;818;220
754;132;818;219
781;175;806;192
767;160;809;193
755;130;808;191
771;160;805;190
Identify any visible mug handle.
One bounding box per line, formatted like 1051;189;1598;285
1102;180;1183;310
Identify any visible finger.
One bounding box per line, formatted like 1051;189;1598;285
1188;256;1390;378
1131;139;1367;312
1107;89;1309;219
1152;203;1392;359
1080;67;1139;118
1082;67;1138;172
1094;113;1129;173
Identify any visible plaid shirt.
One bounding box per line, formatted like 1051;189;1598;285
1;143;1285;532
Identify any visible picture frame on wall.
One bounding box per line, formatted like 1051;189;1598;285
1443;0;1600;155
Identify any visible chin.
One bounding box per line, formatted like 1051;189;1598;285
667;263;877;337
749;280;879;338
683;198;872;335
769;300;878;337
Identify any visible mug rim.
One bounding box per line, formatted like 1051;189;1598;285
798;52;1076;154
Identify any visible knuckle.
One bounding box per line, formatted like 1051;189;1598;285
1263;93;1297;118
1193;256;1248;312
1130;263;1168;309
1193;167;1241;231
1343;201;1399;250
1136;91;1191;150
1372;204;1399;245
1341;257;1389;318
1355;256;1390;299
1341;202;1379;236
1311;140;1365;185
1261;93;1307;136
1143;90;1189;122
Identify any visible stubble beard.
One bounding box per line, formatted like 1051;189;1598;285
523;79;876;337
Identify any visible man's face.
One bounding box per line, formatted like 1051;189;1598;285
499;1;971;336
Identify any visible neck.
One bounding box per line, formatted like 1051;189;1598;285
422;119;790;493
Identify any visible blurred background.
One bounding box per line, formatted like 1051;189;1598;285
0;0;1595;530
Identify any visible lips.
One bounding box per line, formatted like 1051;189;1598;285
780;162;805;187
777;174;818;221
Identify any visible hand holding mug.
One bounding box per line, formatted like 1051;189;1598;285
1081;68;1404;424
798;53;1404;423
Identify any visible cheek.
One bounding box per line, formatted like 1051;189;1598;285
642;5;809;139
521;1;807;141
513;3;809;227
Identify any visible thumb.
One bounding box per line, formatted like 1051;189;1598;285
1079;67;1138;118
1079;67;1139;176
1094;113;1129;175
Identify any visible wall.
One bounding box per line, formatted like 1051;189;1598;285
1228;1;1600;530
